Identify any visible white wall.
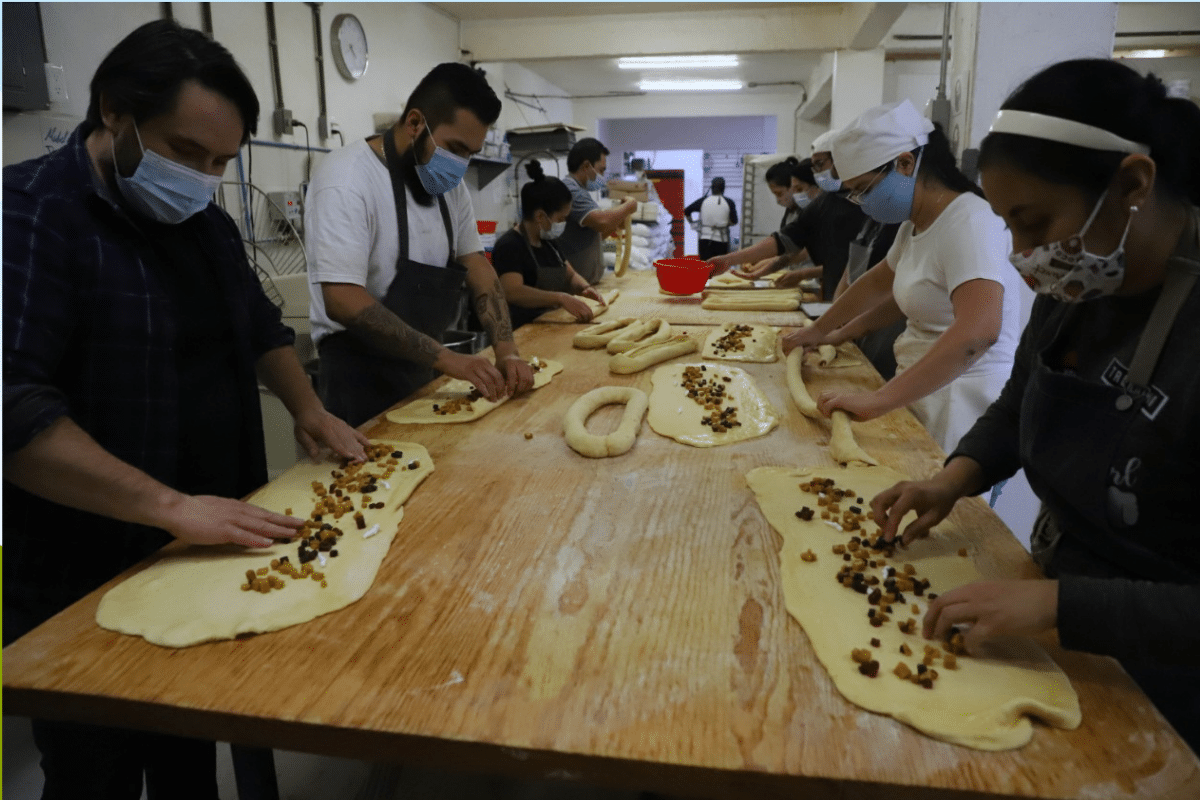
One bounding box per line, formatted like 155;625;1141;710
16;2;462;200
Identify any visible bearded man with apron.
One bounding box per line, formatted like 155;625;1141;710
305;63;532;428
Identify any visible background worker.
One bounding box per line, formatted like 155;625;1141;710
556;137;638;284
306;63;534;428
684;176;739;259
492;159;607;328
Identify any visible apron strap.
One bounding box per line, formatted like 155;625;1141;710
1126;206;1200;390
382;131;455;264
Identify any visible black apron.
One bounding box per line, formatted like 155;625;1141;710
845;239;903;379
317;134;467;427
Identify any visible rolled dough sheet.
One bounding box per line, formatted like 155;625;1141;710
536;289;621;323
807;346;864;369
746;464;1081;750
648;362;780;447
701;323;779;363
701;289;801;312
96;441;435;647
707;272;779;290
385;358;563;424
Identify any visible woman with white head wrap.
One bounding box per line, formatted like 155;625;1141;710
783;99;1023;454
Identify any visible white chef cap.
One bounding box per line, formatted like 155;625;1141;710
811;130;837;154
830;100;935;181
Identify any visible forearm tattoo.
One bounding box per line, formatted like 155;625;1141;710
346;302;443;367
474;276;514;344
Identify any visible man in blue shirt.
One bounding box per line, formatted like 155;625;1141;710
3;20;365;799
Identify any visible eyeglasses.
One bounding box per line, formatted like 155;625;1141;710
845;168;887;206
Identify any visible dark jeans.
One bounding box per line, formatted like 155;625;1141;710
30;718;219;800
697;239;729;260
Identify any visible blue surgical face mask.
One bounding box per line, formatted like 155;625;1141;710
585;164;605;192
113;121;223;224
813;168;842;193
855;149;924;225
542;219;567;240
414;114;470;195
792;192;813;210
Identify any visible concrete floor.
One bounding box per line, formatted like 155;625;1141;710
3;716;647;800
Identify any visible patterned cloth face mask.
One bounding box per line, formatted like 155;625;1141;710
114;121;223;224
414;113;470;195
1009;190;1134;303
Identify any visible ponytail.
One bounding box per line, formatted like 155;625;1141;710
916;124;984;198
520;159;572;220
765;155;816;188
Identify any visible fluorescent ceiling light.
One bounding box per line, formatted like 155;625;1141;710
619;55;739;69
639;79;743;92
1123;49;1167;59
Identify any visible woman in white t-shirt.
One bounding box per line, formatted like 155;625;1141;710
783;100;1023;453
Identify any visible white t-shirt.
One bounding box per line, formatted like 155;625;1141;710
884;192;1024;451
306;138;483;345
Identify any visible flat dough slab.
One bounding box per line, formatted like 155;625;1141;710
701;323;779;363
746;464;1081;750
701;288;801;312
97;441;435;647
385;359;563;424
537;289;620;323
648;363;780;448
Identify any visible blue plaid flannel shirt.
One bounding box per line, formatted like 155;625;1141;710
3;123;295;639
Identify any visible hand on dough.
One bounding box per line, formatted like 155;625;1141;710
817;389;889;422
294;407;370;464
162;494;303;549
500;354;536;396
870;475;961;545
923;580;1059;655
781;324;827;355
557;292;596;323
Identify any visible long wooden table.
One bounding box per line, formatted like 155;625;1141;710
537;270;816;327
5;321;1199;799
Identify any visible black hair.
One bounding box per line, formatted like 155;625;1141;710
860;124;983;199
87;19;259;141
978;58;1200;206
404;62;501;130
520;160;572;220
711;177;726;194
567;137;609;172
765;156;815;188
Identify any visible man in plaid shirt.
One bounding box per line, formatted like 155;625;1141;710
3;20;366;799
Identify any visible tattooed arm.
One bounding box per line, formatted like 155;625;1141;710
461;253;535;395
320;282;507;401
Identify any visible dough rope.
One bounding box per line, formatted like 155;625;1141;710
829;410;879;466
573;317;637;349
562;386;649;458
785;348;821;419
701;291;801;312
609;334;698;374
606;318;672;354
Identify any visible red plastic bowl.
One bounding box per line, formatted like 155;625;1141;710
655;258;711;295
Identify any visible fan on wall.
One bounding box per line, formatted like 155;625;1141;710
216;181;307;309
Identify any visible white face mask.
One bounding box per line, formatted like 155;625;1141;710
792;192;813;210
1009;190;1134;303
542;219;567;240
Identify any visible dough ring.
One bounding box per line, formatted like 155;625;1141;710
606;318;672;354
609;334;698;374
563;386;649;458
785;348;820;419
829;410;879;466
573;317;637;349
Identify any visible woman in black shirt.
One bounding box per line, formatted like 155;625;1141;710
494;160;606;328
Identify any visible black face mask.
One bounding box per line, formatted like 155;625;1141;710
394;127;435;207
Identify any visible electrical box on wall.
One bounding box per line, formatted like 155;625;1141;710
267;190;302;226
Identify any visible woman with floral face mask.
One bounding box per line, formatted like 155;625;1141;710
783;99;1024;453
493;160;606;328
870;59;1200;755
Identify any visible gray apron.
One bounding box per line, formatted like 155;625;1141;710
524;233;571;294
317;134;467;427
